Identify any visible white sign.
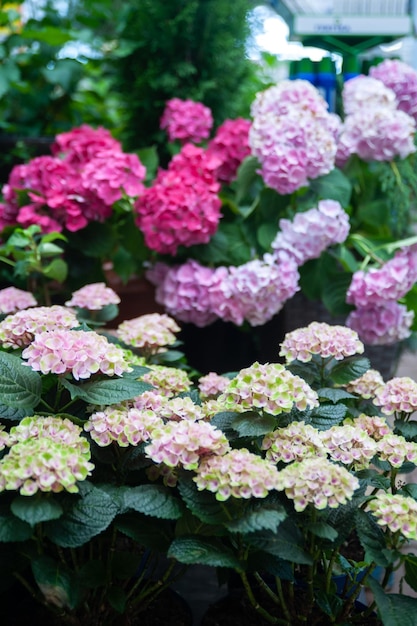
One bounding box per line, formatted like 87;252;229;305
293;15;411;36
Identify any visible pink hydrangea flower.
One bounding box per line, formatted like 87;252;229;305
275;456;359;512
279;321;364;363
376;433;417;467
219;361;318;415
198;372;231;400
85;406;163;447
0;305;78;349
168;143;222;186
262;421;326;464
370;59;417;121
345;414;390;441
65;282;121;310
117;313;180;354
250;79;329;119
194;448;281;501
346;302;414;345
320;424;377;469
347;246;417;308
134;167;221;255
345;370;385;398
160;98;213;144
156;396;205;422
271;199;350;265
207;118;252;183
51;124;122;166
145;419;230;470
131;389;168;412
0;287;37;314
367;493;417;540
342;75;397;116
142;365;192;397
373;377;417;415
21;329;132;379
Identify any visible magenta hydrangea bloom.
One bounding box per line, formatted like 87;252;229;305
347;246;417;308
373;376;417;415
134;167;221;256
280;321;364;363
168;143;221;186
21;329;132;379
207;118;252;184
51;124;122;166
0;287;37;314
342;75;397;116
346;302;414;345
272;199;350;265
65;282;121;310
0;305;78;349
370;59;417;121
117;313;180;353
160;98;213;144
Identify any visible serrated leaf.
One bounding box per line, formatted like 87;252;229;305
309;168;352;206
168;536;240;568
405;554;417;592
31;556;80;610
0;514;33;542
122;484;183;520
225;505;286;534
115;513;174;551
178;476;232;524
329;357;370;385
231;411;277;437
0;404;30;420
394;420;417;441
367;577;417;626
310;404;347;429
246;521;313;565
61;377;153;405
317;388;356;403
0;351;42;408
309;521;338;541
11;495;63;526
354;509;391;568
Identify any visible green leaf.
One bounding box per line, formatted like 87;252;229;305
309;521;338;541
310;404;347;429
21;26;73;46
354;509;391;568
11;495;63;526
43;258;68;283
367;577;417;626
225;504;286;534
137;145;158;182
235;156;261;204
31;556;80;610
394;419;417;441
178;476;232;525
122;484;183;520
61;377;153;405
317;388;356;403
78;560;108;589
0;514;33;542
309;168;352;206
321;272;354;316
0;404;30;420
246;520;313;565
168;536;240;568
0;351;42;408
44;483;118;548
231;411;277;437
115;513;174;552
107;586;127;614
405;554;417;592
329;356;370;385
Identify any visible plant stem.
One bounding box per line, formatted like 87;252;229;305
239;571;287;625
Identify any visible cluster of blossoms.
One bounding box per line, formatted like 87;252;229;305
279;321;364;363
345;369;385;398
218;361;318;415
346;301;414;346
262;421;326;464
145;419;230;471
0;286;37;314
275;456;360;512
117;313;180;354
194;448;281;501
249;79;338;195
85;406;163;447
0;416;94;495
141;364;192;397
367;493;417;540
342;75;397;116
320;424;377;470
369;59;417;122
373;376;417;415
206;118;251;184
21;329;132;379
0;124;146;233
65;282;120;310
198;372;230;400
376;433;417;467
160;98;213;144
271;200;350;266
347;414;391;440
155;396;206;422
0;305;78;349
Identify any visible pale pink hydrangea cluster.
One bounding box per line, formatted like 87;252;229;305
262;421;326;464
142;365;192;397
320;424;377;469
131;389;168;412
376;433;417;467
22;329;132;379
342;75;397;116
367;493;417;540
0;125;147;233
160;97;213;144
0;415;94;495
198;372;231;400
0;286;37;314
194;448;281;501
345;370;385;398
218;361;318;416
200;397;230;420
206;118;252;184
0;305;78;349
84;406;163;447
275;456;360;512
347;414;391;441
65;282;120;310
249;79;338;194
346;301;414;346
373;377;417;415
271;200;350;265
145;420;230;470
156;396;205;422
279;321;364;363
370;59;417;122
0;426;9;450
117;313;180;354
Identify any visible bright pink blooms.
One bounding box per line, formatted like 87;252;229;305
272;200;350;265
160;98;213;144
51;124;122;165
207;118;252;183
0;287;37;314
279;321;364;363
21;329;132;379
370;59;417;122
65;282;121;310
346;301;414;345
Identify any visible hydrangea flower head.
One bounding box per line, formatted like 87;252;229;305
22;329;132;379
194;448;281;501
320;424;377;469
345;369;385;398
345;414;391;441
370;59;417;121
275;456;359;512
117;313;180;354
65;282;121;310
0;305;78;349
346;302;414;345
156;396;205;422
279;321;364;363
0;287;37;314
207;118;252;183
198;372;231;400
160;98;213;144
85;406;163;447
342;75;397;115
367;493;417;540
373;377;417;415
142;365;192;397
262;421;326;464
376;433;417;467
51;124;122;166
218;361;318;415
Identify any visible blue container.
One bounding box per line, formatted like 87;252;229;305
316;57;337;111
